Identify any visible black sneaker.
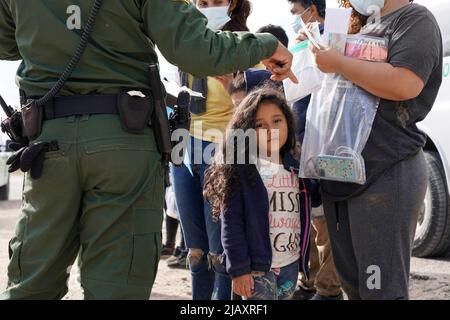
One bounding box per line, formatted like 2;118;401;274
167;250;188;269
291;285;316;300
311;292;344;300
172;246;183;258
166;246;184;265
161;244;175;257
166;254;178;266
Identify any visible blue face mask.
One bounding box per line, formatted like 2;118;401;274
349;0;385;16
290;7;312;34
198;5;231;31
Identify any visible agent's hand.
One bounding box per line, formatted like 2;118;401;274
232;274;254;298
310;44;345;74
262;42;298;83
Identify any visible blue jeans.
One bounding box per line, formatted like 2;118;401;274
171;137;231;300
242;261;299;300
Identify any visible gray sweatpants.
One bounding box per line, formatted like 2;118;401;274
322;150;427;300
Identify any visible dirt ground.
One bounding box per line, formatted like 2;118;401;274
1;173;449;300
48;234;449;300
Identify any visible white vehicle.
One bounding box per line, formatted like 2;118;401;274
413;0;450;257
0;134;10;201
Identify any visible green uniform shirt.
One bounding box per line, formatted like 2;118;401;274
0;0;278;97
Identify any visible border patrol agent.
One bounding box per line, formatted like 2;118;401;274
0;0;296;299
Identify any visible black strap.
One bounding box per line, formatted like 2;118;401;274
43;95;119;120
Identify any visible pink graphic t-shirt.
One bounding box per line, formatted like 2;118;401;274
257;158;301;269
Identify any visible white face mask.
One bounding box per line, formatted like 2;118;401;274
198;5;231;31
349;0;385;16
290;7;312;34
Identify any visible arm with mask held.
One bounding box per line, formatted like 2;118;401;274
313;10;441;101
141;0;278;78
0;0;21;60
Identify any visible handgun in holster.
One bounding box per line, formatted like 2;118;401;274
169;90;191;167
148;63;172;165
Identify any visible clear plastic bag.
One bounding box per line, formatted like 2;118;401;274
283;40;324;105
299;32;388;185
299;74;380;185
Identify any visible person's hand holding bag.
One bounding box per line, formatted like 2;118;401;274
295;22;317;44
310;43;345;74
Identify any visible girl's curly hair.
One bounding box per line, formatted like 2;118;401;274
203;86;298;220
337;0;368;34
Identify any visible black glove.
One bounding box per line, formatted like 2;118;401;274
8;141;27;152
6;141;59;180
6;146;27;174
6;140;28;173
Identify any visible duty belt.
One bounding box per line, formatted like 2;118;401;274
42;94;121;120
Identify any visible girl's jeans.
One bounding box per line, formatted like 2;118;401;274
243;260;299;300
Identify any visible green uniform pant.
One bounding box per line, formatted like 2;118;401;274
1;115;164;300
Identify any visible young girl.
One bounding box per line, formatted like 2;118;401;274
204;87;321;300
172;0;253;300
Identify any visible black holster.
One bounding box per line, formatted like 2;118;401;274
117;92;154;134
148;64;172;164
21;99;43;141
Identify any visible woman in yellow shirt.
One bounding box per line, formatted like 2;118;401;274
172;0;251;300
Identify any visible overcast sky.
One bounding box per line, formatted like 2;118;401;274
0;0;446;111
